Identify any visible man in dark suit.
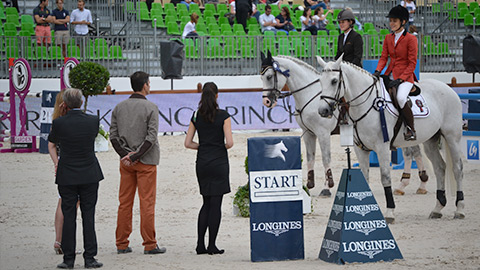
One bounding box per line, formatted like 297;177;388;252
48;88;104;269
335;8;363;68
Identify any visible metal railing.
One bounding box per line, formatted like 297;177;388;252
0;32;470;79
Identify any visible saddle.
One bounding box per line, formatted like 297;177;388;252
380;75;421;150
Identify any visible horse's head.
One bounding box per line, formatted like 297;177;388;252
260;51;289;108
316;55;345;118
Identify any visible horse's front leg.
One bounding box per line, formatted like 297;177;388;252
303;131;317;190
317;131;333;197
377;147;395;224
353;147;370;181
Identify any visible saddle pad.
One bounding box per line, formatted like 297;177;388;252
380;78;430;118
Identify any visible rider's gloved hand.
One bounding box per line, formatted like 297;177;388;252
388;79;403;89
372;70;381;78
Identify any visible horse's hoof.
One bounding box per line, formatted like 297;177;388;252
319;189;331;197
429;211;443;219
327;178;334;188
307;180;315;189
384;208;395;224
454;211;465;219
416;188;427;194
385;217;395;224
393;189;405;196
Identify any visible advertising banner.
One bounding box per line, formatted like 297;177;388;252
0;92;299;135
248;136;304;262
319;169;403;264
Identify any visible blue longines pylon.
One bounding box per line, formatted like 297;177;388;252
319;168;403;264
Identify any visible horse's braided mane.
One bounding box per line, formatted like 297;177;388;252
341;61;375;78
275;55;322;75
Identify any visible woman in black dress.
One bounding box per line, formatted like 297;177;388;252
184;82;234;255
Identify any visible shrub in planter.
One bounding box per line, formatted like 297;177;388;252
69;62;110;112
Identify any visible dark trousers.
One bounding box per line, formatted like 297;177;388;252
58;183;99;265
236;5;250;32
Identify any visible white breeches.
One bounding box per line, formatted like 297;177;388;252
397;81;413;108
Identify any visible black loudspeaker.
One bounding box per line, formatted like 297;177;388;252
463;35;480;74
160;40;184;80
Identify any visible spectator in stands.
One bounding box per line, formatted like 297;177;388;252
235;0;253;31
313;6;332;31
259;5;277;33
409;24;418;36
335;8;363;67
374;5;418;141
300;7;317;35
70;0;92;37
70;0;92;57
265;0;282;8
146;0;153;11
182;13;199;39
33;0;54;47
53;0;70;58
180;0;198;11
400;0;415;32
230;0;260;23
304;0;328;12
275;6;295;34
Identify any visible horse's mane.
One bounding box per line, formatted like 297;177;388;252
324;60;375;78
275;55;322;75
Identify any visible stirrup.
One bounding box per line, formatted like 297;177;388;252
404;127;416;141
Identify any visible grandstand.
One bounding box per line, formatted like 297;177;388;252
0;0;478;79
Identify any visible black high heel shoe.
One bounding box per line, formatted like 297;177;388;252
196;246;208;255
207;247;225;255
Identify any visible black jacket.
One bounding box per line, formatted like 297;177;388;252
335;29;363;68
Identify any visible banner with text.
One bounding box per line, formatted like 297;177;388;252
248;136;304;262
0;92;299;135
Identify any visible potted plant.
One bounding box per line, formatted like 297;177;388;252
69;62;110;152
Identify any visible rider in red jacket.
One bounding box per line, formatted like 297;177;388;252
374;5;418;141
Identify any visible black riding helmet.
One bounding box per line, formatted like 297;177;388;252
386;5;409;23
337;9;356;24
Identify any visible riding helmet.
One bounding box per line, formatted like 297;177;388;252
337;9;355;23
386;5;409;23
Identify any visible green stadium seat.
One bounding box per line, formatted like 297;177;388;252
247;24;260;32
333;9;341;21
257;4;265;13
458;2;468;11
294;44;308;58
164;3;175;11
475;8;480;18
475;14;480;25
180;15;190;24
50;46;64;60
67;45;82;59
24;44;36;60
203;10;214;18
220;24;232;33
443;2;454;11
217;4;228;14
458;8;469;19
151;15;166;28
177;3;188;13
437;42;452;55
36;46;49;60
371;42;382;57
5;29;17;37
21;22;35;36
205;3;217;16
223;36;238;58
166;9;178;21
6;45;19;59
464;14;474;26
137;1;148;11
248;29;261;36
277;36;290;55
178;9;189;18
316;37;332;57
263;37;276;56
196;22;207;34
20;14;34;25
0;10;6;21
6;14;20;27
363;22;374;31
151;3;164;14
218;16;229;26
189;4;200;15
125;1;135;13
423;43;437;56
18;30;31;37
206;38;223;58
184;38;198;59
150;9;163;18
95;44;109;59
233;24;245;33
276;31;287;36
206;16;217;26
138;9;151;21
470;2;479;13
423;35;433;45
5;7;18;16
109;45;126;60
167;21;181;35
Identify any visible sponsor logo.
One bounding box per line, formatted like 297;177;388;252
252;220;302;237
332;204;343;216
342;239;396;259
264;140;288;161
467;140;479;160
336;191;345;200
343;220;387;236
322;239;340;258
347;191;373;201
345;204;379;216
12;136;33;143
328;220;342;235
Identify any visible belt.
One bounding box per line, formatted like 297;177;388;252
37;24;50;27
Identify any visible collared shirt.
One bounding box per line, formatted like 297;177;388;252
394;29;405;45
343;28;351;45
259;13;277;32
109;93;160;165
52;8;70;31
33;4;51;26
70;8;93;35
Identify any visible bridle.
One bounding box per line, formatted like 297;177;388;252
261;60;322;135
320;67;385;150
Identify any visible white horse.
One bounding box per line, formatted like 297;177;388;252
315;55;465;223
260;52;338;196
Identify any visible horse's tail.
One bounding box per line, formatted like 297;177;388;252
441;135;457;196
